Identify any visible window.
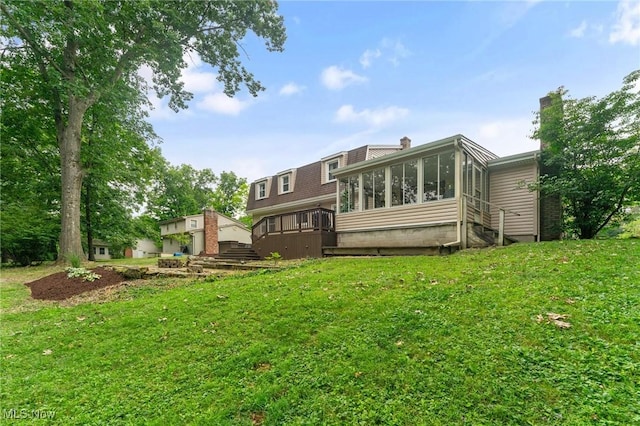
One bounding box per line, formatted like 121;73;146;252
99;247;105;255
327;159;340;182
440;152;455;199
190;219;197;229
423;151;455;202
391;160;418;206
339;175;359;213
363;167;386;210
93;247;97;255
280;174;291;193
256;181;267;199
267;217;276;233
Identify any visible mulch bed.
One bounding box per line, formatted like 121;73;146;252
25;267;127;301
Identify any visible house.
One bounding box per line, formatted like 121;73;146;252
124;238;161;258
159;209;251;256
246;134;558;259
91;240;112;260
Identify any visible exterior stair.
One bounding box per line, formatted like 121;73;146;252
217;246;262;261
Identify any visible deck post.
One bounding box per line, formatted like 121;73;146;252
498;209;505;246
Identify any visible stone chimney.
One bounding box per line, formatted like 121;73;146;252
400;136;411;150
538;95;562;241
203;208;219;256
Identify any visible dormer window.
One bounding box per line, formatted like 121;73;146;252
279;173;291;194
256;180;267;200
327;159;340;182
322;154;345;184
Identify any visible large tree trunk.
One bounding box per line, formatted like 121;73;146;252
57;96;89;263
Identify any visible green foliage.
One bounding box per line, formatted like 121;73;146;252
265;251;282;265
131;215;162;248
167;233;192;247
533;69;640;239
67;254;82;269
619;207;640;239
211;171;249;218
0;203;59;266
1;240;639;423
65;267;101;282
0;0;286;260
146;163;218;221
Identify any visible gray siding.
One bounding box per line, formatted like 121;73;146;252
489;163;538;239
336;199;458;231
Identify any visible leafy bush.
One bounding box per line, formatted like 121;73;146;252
1;204;59;266
65;267;101;282
265;251;282;265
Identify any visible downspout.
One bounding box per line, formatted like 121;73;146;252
534;151;541;242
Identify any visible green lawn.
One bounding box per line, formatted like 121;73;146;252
1;240;639;425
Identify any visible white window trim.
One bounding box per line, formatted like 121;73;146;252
322;153;346;185
279;173;291;194
277;169;296;195
255;178;271;200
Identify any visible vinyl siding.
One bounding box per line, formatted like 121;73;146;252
489;163;538;237
336;199;458;231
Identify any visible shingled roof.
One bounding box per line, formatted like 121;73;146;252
246;144;393;212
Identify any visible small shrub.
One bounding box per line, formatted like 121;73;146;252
65;267;101;282
68;254;82;268
265;251;282;265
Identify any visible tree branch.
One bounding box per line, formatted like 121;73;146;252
0;1;66;76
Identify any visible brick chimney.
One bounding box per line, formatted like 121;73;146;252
400;136;411;150
538;95;562;241
203;209;219;256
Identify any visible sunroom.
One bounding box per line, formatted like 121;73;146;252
330;134;501;252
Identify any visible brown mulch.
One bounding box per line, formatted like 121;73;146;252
25;267;127;301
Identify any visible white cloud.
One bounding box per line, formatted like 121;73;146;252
610;0;640;45
381;38;412;66
279;82;305;96
320;66;368;90
475;117;539;156
197;93;251;116
359;48;381;68
179;50;217;93
360;39;412;69
569;20;588;38
335;104;409;128
181;68;217;94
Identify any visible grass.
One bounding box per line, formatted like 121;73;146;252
1;240;639;425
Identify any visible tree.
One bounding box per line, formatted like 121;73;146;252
0;60;60;264
533;70;640;239
146;162;218;222
0;0;286;262
81;84;162;260
211;171;249;218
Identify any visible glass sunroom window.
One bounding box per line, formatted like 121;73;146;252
339;175;360;213
363;167;386;210
391;160;417;206
423;151;455;201
440;152;455;199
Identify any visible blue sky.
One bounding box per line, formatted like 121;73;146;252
144;0;640;184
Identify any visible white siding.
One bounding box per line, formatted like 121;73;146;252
218;215;251;244
489;163;538;238
336;199;458;231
